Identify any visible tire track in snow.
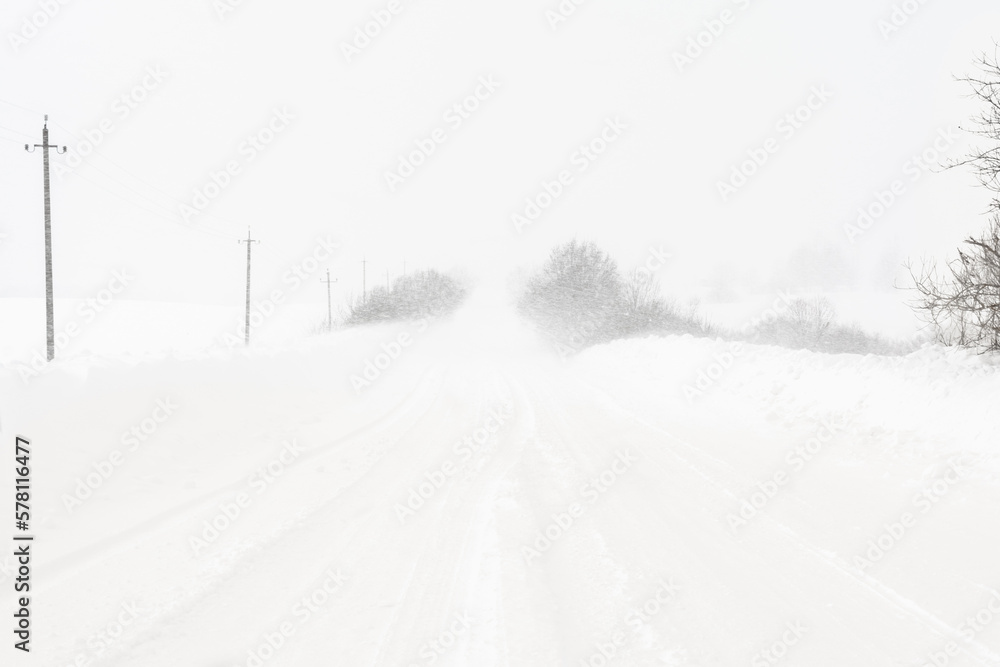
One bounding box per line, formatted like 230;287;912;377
27;366;448;593
31;367;455;667
567;376;1000;665
102;367;517;666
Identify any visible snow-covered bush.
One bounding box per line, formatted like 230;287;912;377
517;240;710;352
344;269;467;326
748;297;912;355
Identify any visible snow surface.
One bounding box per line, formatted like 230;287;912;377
2;290;1000;666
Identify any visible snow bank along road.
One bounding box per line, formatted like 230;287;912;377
1;312;999;666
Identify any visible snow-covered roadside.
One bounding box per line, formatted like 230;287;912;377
574;334;1000;459
0;298;328;368
569;334;1000;666
0;317;444;565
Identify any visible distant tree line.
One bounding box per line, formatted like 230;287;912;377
748;297;909;355
517;239;909;357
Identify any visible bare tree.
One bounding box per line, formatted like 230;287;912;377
948;51;1000;196
909;217;1000;351
622;270;659;318
788;297;835;345
518;240;624;346
909;49;1000;351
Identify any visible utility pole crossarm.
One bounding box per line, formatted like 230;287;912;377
24;115;67;362
24;116;67;155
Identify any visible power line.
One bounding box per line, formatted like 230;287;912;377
0;108;240;239
71;153;234;236
0;123;34;141
36;146;239;241
0;100;247;238
48;119;245;236
67;168;234;241
2;112;237;241
0;97;46;117
3;105;313;257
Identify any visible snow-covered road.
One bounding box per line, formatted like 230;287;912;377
3;302;1000;667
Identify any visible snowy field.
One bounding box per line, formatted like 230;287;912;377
0;288;921;368
2;290;999;666
0;298;328;365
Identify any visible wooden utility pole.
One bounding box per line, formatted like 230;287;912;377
237;228;259;346
321;269;337;332
24;115;66;361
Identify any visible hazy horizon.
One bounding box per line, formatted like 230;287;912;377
3;0;1000;317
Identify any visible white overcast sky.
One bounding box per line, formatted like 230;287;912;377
1;0;999;307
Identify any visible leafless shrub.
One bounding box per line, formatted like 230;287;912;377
909;216;1000;352
909;50;1000;352
344;269;467;326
